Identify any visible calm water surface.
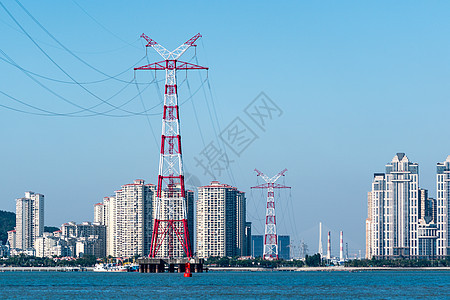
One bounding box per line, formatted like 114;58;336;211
0;270;449;299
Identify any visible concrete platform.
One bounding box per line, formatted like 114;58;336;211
137;257;205;273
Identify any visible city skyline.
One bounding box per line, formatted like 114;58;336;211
367;153;449;259
2;1;450;254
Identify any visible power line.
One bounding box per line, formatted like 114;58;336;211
71;0;141;50
13;0;141;83
0;53;150;85
0;46;163;117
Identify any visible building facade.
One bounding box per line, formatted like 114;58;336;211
251;235;264;258
278;235;291;260
437;155;450;257
151;184;193;258
7;230;16;249
368;153;420;259
114;179;154;257
196;181;248;258
15;192;44;250
366;191;373;259
251;235;290;260
367;153;447;259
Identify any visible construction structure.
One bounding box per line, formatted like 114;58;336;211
339;231;344;262
251;169;290;260
318;222;323;258
326;231;331;260
134;33;207;272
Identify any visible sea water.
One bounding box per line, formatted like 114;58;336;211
0;270;449;299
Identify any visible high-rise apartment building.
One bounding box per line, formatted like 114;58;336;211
369;153;420;258
366;191;373;259
15;192;44;250
436;155;450;257
102;196;116;257
114;179;154;257
196;181;248;258
95;180;194;258
94;202;106;225
186;190;195;250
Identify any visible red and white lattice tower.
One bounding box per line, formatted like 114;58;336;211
251;169;290;260
134;33;208;258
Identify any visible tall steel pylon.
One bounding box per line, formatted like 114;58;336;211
134;33;208;258
251;168;290;260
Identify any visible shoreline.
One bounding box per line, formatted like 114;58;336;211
208;266;450;272
0;267;93;272
1;266;450;272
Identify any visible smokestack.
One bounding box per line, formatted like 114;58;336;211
340;231;344;262
326;231;331;259
318;222;323;258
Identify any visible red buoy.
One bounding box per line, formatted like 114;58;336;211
184;262;192;277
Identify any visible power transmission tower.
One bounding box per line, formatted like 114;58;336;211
135;33;208;258
251;168;291;260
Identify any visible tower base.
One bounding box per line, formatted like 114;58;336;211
137;257;205;273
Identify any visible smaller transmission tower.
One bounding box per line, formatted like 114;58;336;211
251;168;290;260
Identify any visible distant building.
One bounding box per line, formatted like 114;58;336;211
59;221;106;258
186;190;195;249
196;181;247;258
61;222;77;238
0;241;10;257
7;229;16;249
437;156;450;258
368;153;420;259
251;235;290;259
245;222;252;257
417;219;438;259
94;202;105;225
419;189;436;223
35;232;70;258
366;191;373;259
151;184;193;258
251;235;263;258
15;192;44;250
114;179;154;257
278;235;290;260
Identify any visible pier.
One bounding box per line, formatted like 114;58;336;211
0;267;92;272
137;257;204;273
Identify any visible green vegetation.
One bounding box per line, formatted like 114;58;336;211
0;210;15;244
44;226;60;233
345;257;450;268
304;254;324;267
1;254;97;267
205;256;305;268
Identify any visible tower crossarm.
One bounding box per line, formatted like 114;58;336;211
171;33;202;60
254;168;288;183
270;168;288;183
254;168;270;183
134;60;208;71
140;33;171;60
251;183;291;189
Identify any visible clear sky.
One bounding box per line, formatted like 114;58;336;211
1;0;450;257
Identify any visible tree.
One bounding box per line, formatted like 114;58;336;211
0;210;15;244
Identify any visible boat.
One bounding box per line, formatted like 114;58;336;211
93;263;129;272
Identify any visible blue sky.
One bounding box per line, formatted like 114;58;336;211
1;0;450;257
